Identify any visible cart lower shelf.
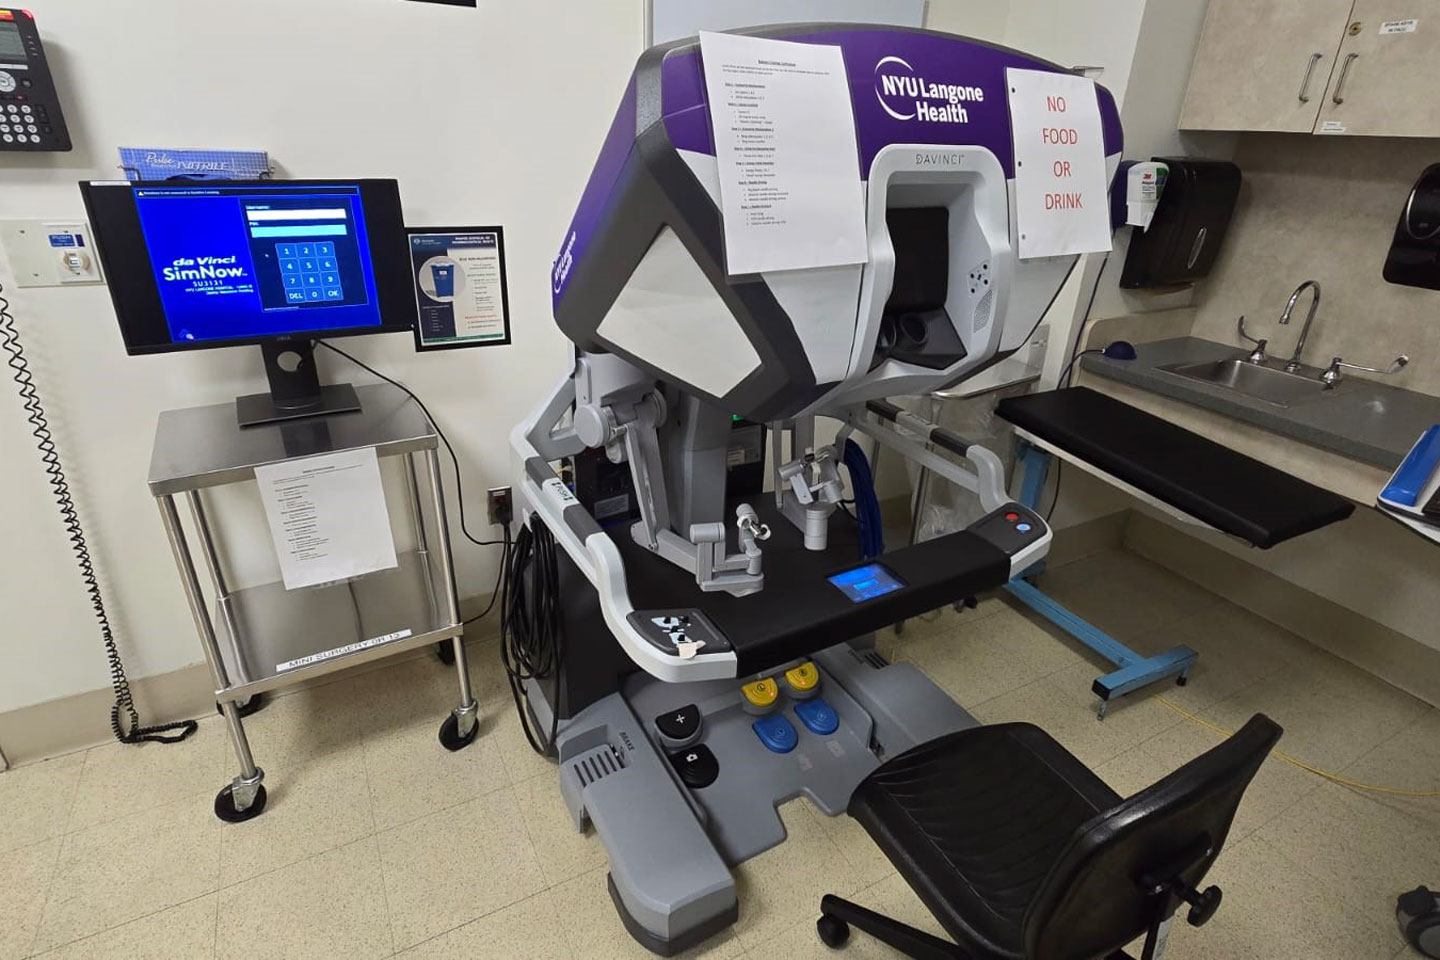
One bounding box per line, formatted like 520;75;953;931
216;550;462;700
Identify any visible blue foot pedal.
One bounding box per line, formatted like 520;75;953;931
752;714;798;754
793;698;839;736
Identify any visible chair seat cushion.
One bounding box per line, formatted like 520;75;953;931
848;723;1121;960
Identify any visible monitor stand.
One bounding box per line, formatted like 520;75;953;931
235;341;361;428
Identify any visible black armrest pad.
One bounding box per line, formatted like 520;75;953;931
996;387;1354;548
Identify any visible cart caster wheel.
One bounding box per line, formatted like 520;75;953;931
1176;674;1189;687
217;693;266;719
439;713;478;752
892;620;905;637
816;914;850;949
435;641;456;666
214;783;267;824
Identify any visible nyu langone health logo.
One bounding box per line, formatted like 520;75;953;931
874;56;984;124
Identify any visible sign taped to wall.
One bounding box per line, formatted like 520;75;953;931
408;227;511;351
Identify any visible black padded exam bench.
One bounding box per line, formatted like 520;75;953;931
996;387;1354;548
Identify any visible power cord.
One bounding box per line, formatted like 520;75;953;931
314;340;510;629
0;281;196;745
1060;253;1110;389
1040;254;1111;524
317;340;506;550
1044;460;1064;523
1156;696;1440;799
501;517;565;755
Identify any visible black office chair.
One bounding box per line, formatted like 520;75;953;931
817;714;1282;960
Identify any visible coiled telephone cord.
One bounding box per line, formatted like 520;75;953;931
0;280;195;746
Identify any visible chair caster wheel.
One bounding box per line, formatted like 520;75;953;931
817;914;850;949
1176;675;1189;687
216;693;265;719
439;713;478;752
435;641;456;666
214;783;267;823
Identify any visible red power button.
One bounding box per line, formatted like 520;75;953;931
1004;512;1020;522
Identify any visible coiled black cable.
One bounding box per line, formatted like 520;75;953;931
0;281;195;745
501;516;565;755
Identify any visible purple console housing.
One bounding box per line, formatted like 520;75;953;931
550;25;1122;420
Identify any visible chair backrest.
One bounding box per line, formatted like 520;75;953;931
1022;713;1283;960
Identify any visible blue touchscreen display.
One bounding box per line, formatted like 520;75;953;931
828;563;906;603
132;184;380;344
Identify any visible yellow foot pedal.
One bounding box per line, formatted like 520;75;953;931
741;677;780;714
783;662;821;699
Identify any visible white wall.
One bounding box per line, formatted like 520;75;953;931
0;0;643;713
924;0;1009;41
1087;0;1237;323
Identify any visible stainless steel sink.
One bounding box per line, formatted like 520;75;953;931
1158;359;1334;408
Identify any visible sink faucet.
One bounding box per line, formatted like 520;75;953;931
1320;354;1409;387
1236;316;1268;364
1278;280;1321;372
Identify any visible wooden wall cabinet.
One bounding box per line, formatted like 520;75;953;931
1180;0;1440;138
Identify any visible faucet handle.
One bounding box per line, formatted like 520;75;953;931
1320;354;1409;386
1236;316;1268;363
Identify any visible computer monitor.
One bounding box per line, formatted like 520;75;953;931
80;179;414;426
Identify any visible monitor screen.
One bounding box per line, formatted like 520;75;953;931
82;180;415;354
827;563;906;603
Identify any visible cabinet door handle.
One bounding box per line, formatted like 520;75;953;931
1332;52;1359;104
1298;52;1324;102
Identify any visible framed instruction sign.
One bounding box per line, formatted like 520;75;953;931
408;227;511;351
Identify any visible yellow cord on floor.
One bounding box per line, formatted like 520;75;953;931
1155;696;1440;799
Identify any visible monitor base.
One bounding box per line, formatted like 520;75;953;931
236;340;363;428
236;383;361;428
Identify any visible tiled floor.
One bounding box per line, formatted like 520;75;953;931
1;547;1435;959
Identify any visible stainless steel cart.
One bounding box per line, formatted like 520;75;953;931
148;383;478;822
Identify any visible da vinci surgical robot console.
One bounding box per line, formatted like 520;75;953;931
510;24;1122;955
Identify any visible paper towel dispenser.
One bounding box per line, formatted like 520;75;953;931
1119;157;1241;289
1384;164;1440;290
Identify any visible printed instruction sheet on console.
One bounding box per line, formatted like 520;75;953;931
700;31;869;275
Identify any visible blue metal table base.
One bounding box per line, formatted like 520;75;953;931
1009;442;1199;718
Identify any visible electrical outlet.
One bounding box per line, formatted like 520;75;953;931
487;486;513;525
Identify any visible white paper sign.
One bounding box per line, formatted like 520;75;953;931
1380;19;1418;34
699;31;869;275
1006;69;1113;260
255;447;398;590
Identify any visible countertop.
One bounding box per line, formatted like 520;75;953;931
1080;337;1440;471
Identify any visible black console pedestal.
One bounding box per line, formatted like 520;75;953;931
236;341;360;428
